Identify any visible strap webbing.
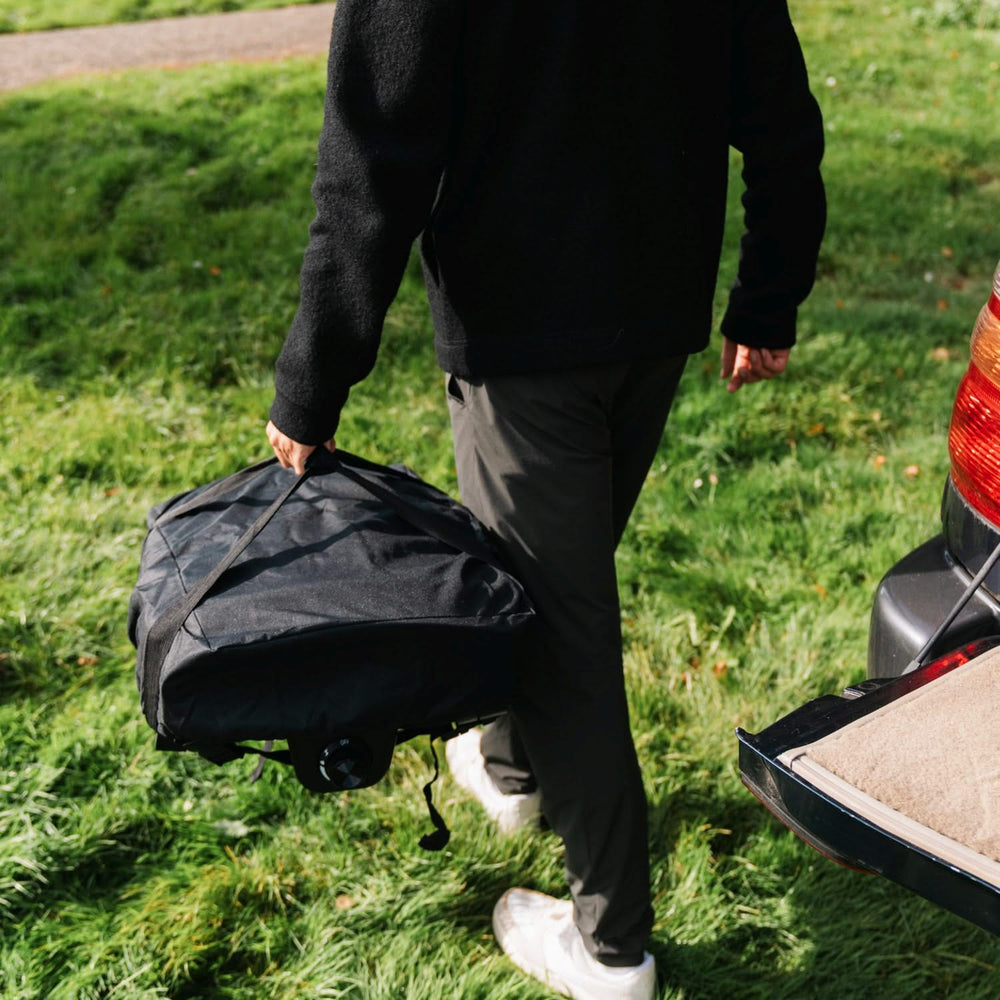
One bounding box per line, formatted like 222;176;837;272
191;733;451;852
155;457;279;525
250;739;275;782
142;466;309;723
418;737;451;851
189;740;294;768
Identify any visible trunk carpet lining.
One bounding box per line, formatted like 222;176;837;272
782;646;1000;865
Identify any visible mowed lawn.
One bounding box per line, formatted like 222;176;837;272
2;3;1000;998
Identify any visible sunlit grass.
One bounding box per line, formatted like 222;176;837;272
2;4;1000;997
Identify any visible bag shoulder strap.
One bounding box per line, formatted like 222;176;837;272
155;457;278;525
142;464;309;724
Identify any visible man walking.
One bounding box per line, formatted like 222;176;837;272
266;3;825;996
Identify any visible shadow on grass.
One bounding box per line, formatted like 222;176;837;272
650;781;1000;999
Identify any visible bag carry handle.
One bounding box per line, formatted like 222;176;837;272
141;449;501;726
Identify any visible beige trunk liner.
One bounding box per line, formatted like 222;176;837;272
779;645;1000;884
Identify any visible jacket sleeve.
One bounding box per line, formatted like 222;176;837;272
270;0;463;444
721;0;826;350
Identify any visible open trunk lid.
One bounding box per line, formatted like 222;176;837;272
738;637;1000;935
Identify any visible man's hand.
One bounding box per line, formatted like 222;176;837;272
266;420;336;474
720;337;791;393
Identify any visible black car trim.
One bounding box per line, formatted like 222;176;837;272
738;730;1000;934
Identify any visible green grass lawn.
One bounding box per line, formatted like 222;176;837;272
2;2;1000;997
3;0;999;33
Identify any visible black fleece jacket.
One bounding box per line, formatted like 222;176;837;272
271;0;826;444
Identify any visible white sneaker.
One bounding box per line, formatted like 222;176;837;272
444;728;541;834
492;889;656;1000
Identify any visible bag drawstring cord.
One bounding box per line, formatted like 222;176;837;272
419;737;451;851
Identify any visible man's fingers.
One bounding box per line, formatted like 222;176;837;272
727;367;761;393
745;349;774;379
265;422;292;469
759;348;789;376
744;347;790;378
266;419;318;473
722;341;792;393
724;341;754;392
719;337;738;379
287;442;318;474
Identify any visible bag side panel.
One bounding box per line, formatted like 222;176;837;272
159;618;528;743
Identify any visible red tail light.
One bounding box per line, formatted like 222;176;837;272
948;262;1000;526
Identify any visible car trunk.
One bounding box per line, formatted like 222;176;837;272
738;637;1000;935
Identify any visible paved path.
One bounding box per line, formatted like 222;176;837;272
0;3;336;92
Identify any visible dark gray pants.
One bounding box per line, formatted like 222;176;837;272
446;355;686;966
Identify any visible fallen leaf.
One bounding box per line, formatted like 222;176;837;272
931;347;950;361
806;423;825;436
812;584;828;599
335;895;356;910
77;654;99;666
905;464;920;478
937;299;949;311
209;265;222;276
873;454;887;468
941;246;954;258
713;661;728;677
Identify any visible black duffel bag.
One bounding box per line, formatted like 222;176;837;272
128;448;533;844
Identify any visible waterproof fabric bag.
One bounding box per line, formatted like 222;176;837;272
128;448;534;798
